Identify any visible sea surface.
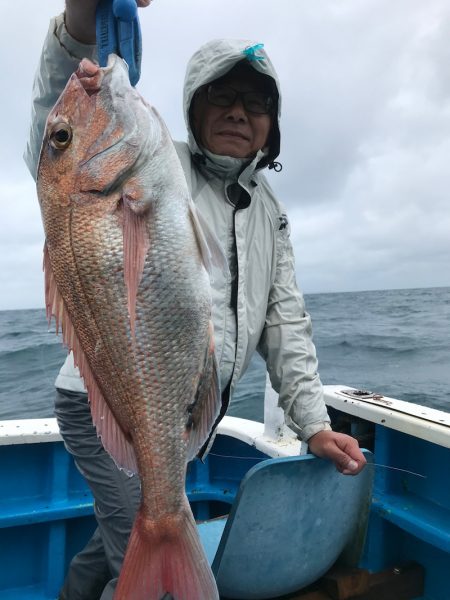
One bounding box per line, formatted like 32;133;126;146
0;287;449;421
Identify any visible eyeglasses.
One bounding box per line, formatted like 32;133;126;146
206;83;274;115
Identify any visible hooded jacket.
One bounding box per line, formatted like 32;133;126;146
25;15;331;441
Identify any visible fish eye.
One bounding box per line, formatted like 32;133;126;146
49;123;72;150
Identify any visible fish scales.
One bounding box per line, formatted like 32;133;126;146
37;54;221;599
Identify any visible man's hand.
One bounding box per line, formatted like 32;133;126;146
65;0;152;45
307;430;367;475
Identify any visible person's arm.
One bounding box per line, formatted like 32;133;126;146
65;0;99;44
258;216;366;475
65;0;152;43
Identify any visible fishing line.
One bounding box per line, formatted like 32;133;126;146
207;453;427;478
208;452;263;461
369;463;427;479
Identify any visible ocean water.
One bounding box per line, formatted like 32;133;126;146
0;287;449;421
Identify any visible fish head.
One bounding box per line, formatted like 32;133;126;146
37;54;162;216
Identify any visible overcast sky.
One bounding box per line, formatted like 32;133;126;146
1;0;449;311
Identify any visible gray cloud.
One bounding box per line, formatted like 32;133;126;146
1;0;449;310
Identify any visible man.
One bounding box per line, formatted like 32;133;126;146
25;2;366;598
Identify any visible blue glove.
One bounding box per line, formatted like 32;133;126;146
96;0;142;86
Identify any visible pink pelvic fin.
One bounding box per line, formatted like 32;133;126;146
122;199;150;339
43;244;138;474
114;505;219;600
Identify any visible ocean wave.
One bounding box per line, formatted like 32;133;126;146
0;342;66;363
317;337;423;354
1;289;449;420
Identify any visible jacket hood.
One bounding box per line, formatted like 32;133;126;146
183;39;281;171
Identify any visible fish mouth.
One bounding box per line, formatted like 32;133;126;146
105;54;133;88
73;54;130;97
106;53;129;73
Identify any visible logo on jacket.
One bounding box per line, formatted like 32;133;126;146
279;215;289;231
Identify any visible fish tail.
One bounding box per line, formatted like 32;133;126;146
114;504;219;600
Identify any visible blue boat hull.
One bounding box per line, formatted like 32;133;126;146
1;390;449;599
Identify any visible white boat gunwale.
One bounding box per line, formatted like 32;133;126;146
1;384;449;449
324;385;450;449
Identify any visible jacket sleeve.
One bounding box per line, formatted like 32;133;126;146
24;13;97;180
258;217;331;442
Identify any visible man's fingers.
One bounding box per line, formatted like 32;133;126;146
333;434;367;474
339;453;367;475
346;459;359;471
308;430;367;476
333;451;359;474
341;458;361;475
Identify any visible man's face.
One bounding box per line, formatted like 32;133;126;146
191;75;273;159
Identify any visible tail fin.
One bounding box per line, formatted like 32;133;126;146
114;503;219;600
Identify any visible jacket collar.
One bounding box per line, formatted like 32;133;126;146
194;146;266;184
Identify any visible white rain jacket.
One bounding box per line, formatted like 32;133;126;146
25;14;331;441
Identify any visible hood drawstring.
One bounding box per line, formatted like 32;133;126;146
268;161;282;172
